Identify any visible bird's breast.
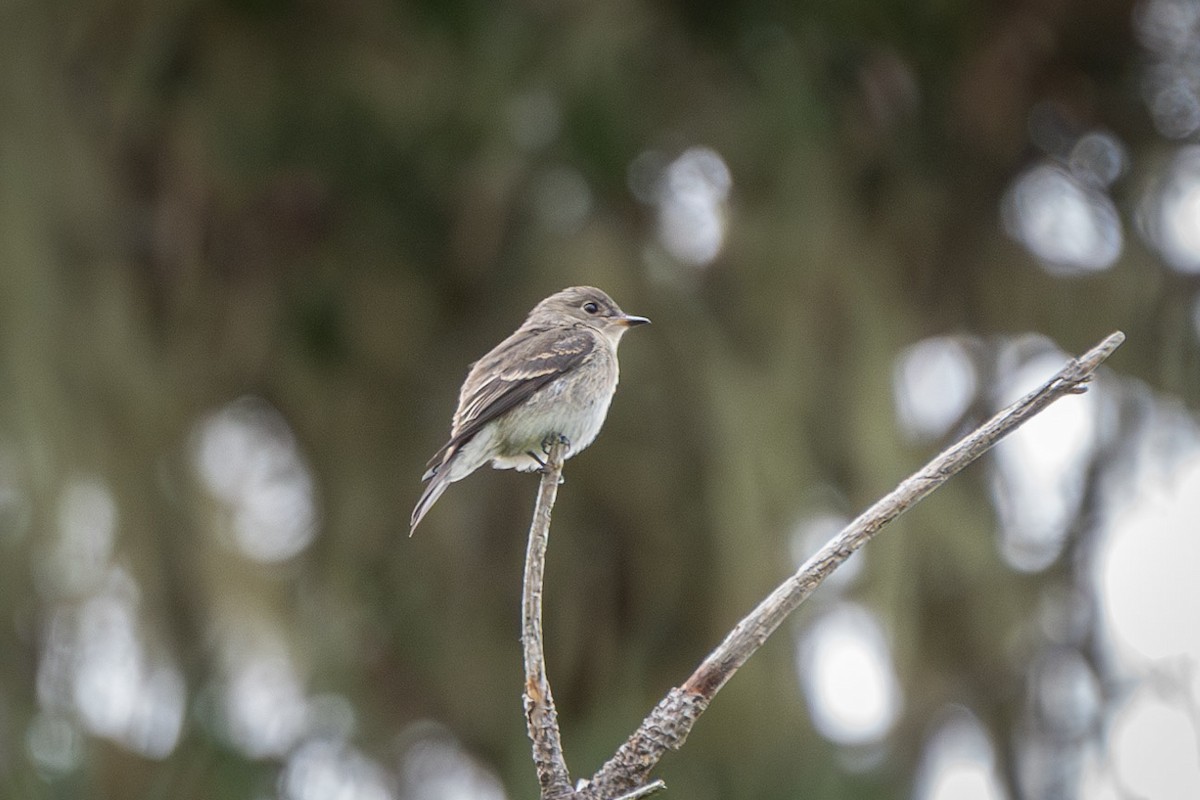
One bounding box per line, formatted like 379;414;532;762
491;349;619;467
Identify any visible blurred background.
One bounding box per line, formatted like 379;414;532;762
2;0;1199;798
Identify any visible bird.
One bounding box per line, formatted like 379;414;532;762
410;286;650;534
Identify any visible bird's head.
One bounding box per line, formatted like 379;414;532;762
527;286;650;342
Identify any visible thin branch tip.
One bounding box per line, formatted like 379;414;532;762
521;438;572;797
612;780;668;800
1080;330;1125;369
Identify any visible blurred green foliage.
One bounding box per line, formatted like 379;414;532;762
0;0;1192;798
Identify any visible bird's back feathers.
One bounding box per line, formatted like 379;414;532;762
421;325;596;480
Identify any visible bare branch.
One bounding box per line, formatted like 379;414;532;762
579;331;1125;798
522;438;573;799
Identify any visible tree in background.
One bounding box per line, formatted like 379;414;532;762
1;0;1197;798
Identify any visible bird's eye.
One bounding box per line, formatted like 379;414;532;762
582;301;600;314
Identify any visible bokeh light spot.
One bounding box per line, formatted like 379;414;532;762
37;477;117;598
797;603;901;746
192;396;318;563
1003;163;1122;275
25;712;83;775
1136;0;1200;138
630;147;732;267
894;336;977;441
991;346;1097;572
1069;131;1126;187
1109;688;1200;799
1097;440;1200;665
399;723;508;800
280;738;395;800
1141;146;1200;273
914;709;1009;800
36;568;185;759
1028;648;1100;738
222;635;310;759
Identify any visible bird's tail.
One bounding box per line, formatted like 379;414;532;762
410;469;451;535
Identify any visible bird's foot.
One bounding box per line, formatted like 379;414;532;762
541;433;571;454
525;451;565;482
530;434;571;476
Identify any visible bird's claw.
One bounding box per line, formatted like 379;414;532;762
541;433;571;454
526;450;566;481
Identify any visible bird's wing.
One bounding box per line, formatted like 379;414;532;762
423;326;595;476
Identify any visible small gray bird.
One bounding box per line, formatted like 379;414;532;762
410;286;650;533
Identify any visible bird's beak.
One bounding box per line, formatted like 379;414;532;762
618;314;651;327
